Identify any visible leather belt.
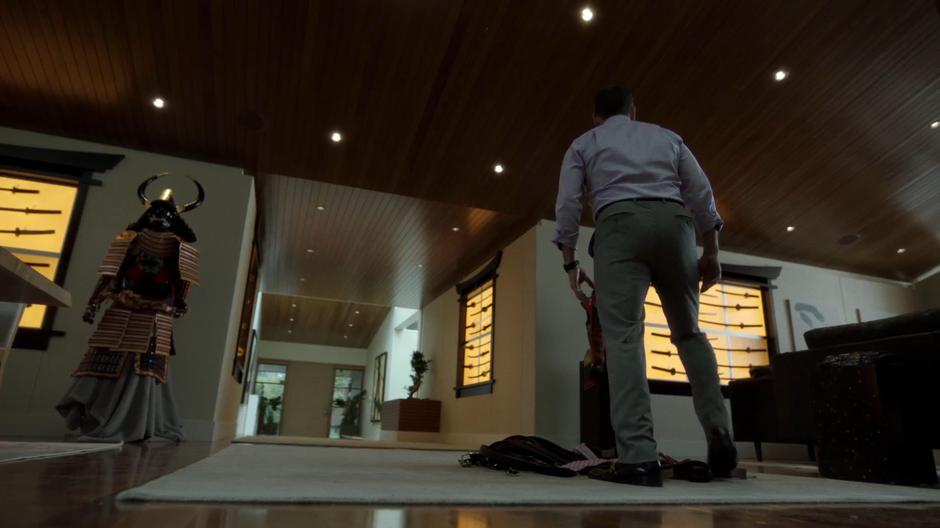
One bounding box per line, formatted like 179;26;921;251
597;197;685;217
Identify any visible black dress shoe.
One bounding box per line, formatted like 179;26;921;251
708;429;738;478
588;461;663;487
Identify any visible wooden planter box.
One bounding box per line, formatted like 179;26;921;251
381;399;442;432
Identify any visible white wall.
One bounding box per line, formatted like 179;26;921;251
212;183;257;441
257;340;367;366
236;285;266;437
533;220;918;458
0;127;254;441
913;270;940;310
360;307;419;440
419;226;538;446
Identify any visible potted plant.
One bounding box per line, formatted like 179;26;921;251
381;351;442;432
333;390;366;437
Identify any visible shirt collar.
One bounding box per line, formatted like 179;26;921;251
603;115;631;125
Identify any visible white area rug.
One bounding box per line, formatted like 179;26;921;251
0;441;121;464
234;435;475;451
118;444;940;505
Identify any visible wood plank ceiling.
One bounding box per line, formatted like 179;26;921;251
259;293;390;348
260;175;524;309
0;1;938;347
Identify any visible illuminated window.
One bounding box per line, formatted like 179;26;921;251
0;140;122;350
1;171;79;331
455;253;501;398
644;278;773;390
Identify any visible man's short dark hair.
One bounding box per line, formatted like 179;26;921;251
594;86;634;118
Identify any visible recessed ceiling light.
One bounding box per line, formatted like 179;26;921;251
580;7;594;22
931;121;940;129
291;303;297;308
348;323;354;327
306;248;314;254
786;226;795;232
897;248;907;254
316;205;326;211
330;131;342;143
288;330;293;334
289;318;295;322
451;226;460;232
343;335;348;339
493;163;504;174
300;277;306;282
354;310;360;315
418;264;424;268
773;70;788;82
152;97;166;109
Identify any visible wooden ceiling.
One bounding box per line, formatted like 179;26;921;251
259;174;526;309
0;1;938;293
259;293;389;348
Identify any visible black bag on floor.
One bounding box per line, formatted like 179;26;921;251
460;435;585;477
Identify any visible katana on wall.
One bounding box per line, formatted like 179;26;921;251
0;228;55;236
700;301;759;310
464;361;491;369
713;345;767;353
0;206;62;215
698;319;763;329
715;289;759;299
651;331;717;341
0;186;40;194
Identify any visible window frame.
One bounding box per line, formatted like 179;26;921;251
454;252;501;398
647;269;779;398
0;143;123;350
3;169;93;350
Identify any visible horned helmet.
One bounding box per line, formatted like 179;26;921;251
131;174;205;242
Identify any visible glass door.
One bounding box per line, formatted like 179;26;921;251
254;363;287;435
329;368;364;438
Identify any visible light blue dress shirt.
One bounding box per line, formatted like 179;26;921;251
553;115;722;249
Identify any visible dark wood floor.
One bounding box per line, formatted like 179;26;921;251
1;440;939;528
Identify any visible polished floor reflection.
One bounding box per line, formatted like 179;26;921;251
1;441;938;528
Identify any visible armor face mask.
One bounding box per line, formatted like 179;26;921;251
133;175;205;242
145;199;175;231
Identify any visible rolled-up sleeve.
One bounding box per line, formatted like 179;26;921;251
677;142;723;234
553;142;586;249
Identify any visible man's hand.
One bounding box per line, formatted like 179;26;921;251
569;268;591;304
699;253;721;293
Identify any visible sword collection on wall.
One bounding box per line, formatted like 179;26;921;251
645;280;771;385
1;172;80;329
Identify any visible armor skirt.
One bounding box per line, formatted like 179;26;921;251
56;358;184;443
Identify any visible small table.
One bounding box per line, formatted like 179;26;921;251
0;247;72;389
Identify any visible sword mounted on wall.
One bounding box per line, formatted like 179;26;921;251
0;206;62;215
0;228;56;237
0;186;40;194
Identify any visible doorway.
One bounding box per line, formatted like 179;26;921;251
329;367;365;438
254;362;287;435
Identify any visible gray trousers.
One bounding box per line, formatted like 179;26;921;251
594;200;730;463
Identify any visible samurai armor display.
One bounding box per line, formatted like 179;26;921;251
56;175;204;443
